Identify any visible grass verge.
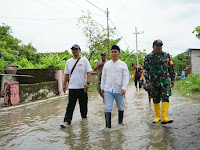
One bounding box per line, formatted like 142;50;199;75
174;74;200;100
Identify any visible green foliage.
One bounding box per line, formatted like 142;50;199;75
0;24;73;72
0;57;8;74
119;49;135;73
0;24;40;71
176;74;200;95
119;49;146;73
192;26;200;39
0;48;19;62
89;59;96;69
40;53;66;71
16;58;35;69
59;50;73;61
18;43;39;63
172;53;189;75
78;10;117;61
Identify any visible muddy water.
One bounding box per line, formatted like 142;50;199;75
0;84;200;150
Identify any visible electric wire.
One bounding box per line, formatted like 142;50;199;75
86;0;106;14
0;16;75;21
85;0;133;50
109;17;133;50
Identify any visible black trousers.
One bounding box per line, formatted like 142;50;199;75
64;89;88;124
134;79;143;88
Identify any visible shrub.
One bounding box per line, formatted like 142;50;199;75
176;74;200;95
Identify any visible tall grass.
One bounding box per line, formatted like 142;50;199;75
176;74;200;95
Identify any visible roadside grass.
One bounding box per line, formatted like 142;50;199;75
174;74;200;97
88;85;98;95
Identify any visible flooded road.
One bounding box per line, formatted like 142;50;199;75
0;84;200;150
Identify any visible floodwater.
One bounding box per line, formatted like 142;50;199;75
0;84;200;150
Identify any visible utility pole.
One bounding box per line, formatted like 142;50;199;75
106;8;110;60
86;1;110;59
133;27;144;68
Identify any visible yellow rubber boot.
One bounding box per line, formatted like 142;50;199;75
161;102;173;124
153;103;161;123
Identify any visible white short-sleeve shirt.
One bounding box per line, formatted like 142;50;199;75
64;57;92;89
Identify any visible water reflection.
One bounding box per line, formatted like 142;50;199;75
0;85;199;150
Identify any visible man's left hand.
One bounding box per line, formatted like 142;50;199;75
84;83;89;92
171;81;175;88
121;89;126;96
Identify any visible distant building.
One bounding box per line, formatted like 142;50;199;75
186;48;200;75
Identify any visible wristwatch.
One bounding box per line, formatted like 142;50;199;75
86;82;90;85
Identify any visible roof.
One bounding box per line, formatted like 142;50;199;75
186;48;200;53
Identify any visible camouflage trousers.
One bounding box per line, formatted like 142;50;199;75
151;81;171;104
97;83;101;94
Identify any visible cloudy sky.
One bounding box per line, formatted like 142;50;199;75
0;0;200;56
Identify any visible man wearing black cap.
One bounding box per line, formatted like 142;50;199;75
94;52;107;101
143;39;175;124
61;44;92;127
101;45;129;128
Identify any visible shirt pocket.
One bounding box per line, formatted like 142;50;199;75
161;58;169;70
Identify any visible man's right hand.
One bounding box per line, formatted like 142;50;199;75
99;62;104;66
147;82;152;90
101;89;105;104
101;89;104;96
63;85;66;93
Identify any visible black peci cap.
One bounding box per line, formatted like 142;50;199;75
111;45;120;52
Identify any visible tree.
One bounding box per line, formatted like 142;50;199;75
0;24;39;72
19;43;39;64
192;26;200;39
172;53;189;75
0;24;20;72
78;10;116;61
119;49;147;73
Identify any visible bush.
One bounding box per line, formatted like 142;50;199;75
176;74;200;95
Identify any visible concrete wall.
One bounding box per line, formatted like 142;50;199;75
18;72;98;102
1;66;98;104
19;81;58;103
91;72;98;86
190;50;200;75
16;66;56;84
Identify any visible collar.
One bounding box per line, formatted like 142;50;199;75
111;59;119;63
152;50;164;56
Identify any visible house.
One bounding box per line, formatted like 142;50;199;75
186;48;200;75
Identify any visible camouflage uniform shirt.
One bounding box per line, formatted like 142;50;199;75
143;50;175;98
95;61;106;93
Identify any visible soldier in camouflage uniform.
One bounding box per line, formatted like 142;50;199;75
94;53;107;102
143;39;175;124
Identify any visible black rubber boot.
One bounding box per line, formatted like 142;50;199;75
118;110;124;124
105;112;111;128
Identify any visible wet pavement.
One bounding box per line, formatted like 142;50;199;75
0;84;200;150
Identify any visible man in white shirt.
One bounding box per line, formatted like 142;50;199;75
61;44;92;127
101;45;129;128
